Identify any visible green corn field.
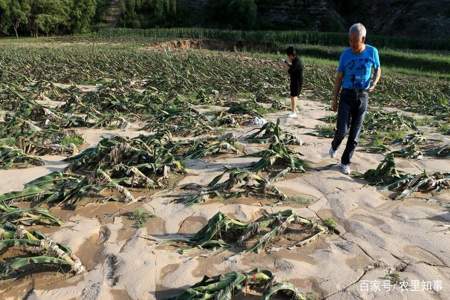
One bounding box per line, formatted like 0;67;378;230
0;28;448;299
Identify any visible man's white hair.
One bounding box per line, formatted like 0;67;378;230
349;23;367;38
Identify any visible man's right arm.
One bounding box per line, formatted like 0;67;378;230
332;72;344;112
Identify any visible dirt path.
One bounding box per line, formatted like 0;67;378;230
0;98;449;300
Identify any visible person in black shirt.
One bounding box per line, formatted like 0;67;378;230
285;46;304;118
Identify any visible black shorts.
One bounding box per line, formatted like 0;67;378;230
290;81;300;97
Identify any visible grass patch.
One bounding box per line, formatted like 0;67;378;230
61;134;84;147
127;208;153;228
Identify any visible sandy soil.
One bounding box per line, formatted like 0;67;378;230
0;98;449;300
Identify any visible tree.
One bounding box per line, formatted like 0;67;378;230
229;0;257;29
28;0;71;37
119;0;177;28
9;0;31;38
207;0;257;29
71;0;96;33
0;0;10;34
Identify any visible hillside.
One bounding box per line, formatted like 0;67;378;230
101;0;450;39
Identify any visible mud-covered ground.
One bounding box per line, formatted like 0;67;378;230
1;90;449;300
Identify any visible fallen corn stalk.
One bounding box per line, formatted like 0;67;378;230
249;136;307;174
360;154;450;199
0;172;105;208
247;119;301;145
177;210;330;253
360;154;405;186
385;171;450;200
0;202;62;226
183;135;245;159
177;168;287;206
308;125;335;138
66;133;185;189
0;223;84;279
0;145;44;169
170;269;305;300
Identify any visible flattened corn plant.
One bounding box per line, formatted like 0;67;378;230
361;154;406;186
59;80;157;129
363;111;417;136
0;133;187;207
0;115;83;156
389;144;424;159
250;135;307;175
385;171;450;200
14;99;65;127
363;129;448;158
246;119;301;145
0;223;84;279
358;111;418;152
309;125;335;138
0;168;167;207
227;98;270;117
178;210;331;253
423;143;450;158
389;132;425;159
66;133;185;190
142;95;215;136
15;130;82;156
76;79;147;113
5;81;136;131
361;154;450;199
182;134;245;159
0;202;62;226
170;269;305;300
0;146;44;169
395;133;450;159
177;168;287;206
0;172;106;207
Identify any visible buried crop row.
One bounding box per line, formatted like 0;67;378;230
0;118;312;282
1;45;448;121
0;79;291;169
0;45;448;298
0;125;448;284
315;111;449;159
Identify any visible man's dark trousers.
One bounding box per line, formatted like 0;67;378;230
331;89;368;165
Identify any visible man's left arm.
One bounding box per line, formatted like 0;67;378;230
368;67;381;92
369;48;381;93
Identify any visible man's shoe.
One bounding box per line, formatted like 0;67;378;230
288;112;297;118
329;147;337;159
339;163;351;175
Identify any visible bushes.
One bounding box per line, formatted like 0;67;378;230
118;0;177;28
0;0;97;37
96;27;450;51
206;0;258;29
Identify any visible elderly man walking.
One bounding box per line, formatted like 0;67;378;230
329;23;381;175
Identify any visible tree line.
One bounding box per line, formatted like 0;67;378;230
118;0;262;29
0;0;96;37
0;0;263;37
0;0;347;37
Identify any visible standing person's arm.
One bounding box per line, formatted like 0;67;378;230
332;52;346;112
331;72;344;112
368;68;381;92
298;58;304;93
289;60;300;87
288;59;297;77
368;48;381;93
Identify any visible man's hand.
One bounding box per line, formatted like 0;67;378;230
332;72;343;112
368;84;376;93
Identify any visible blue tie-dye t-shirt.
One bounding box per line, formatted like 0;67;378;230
337;45;380;90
